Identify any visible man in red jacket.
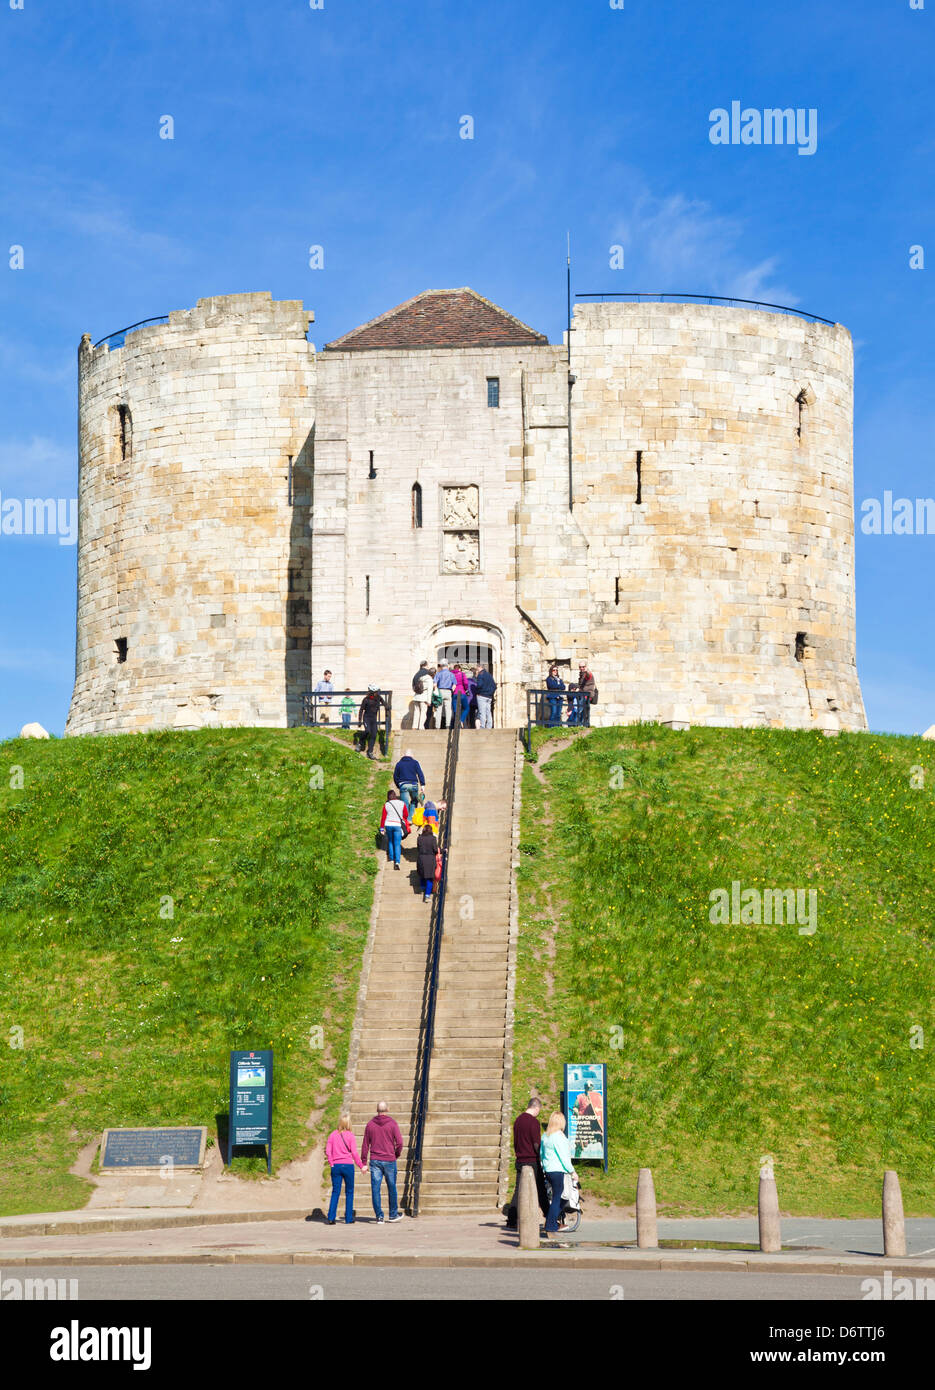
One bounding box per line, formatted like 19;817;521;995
505;1097;550;1229
361;1101;405;1222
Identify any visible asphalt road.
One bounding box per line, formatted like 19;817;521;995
16;1265;880;1300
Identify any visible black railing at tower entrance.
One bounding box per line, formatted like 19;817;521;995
574;291;835;327
405;713;461;1215
524;687;592;752
299;689;393;753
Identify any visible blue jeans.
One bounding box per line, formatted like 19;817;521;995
546;696;562;727
385;825;402;864
422;876;434;900
567;696;583;726
398;782;419;813
342;714;351;729
328;1163;356;1222
369;1159;399;1219
545;1170;565;1232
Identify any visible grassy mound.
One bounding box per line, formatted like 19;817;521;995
514;725;934;1217
0;728;382;1217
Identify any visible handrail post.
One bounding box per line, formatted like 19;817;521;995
407;713;460;1215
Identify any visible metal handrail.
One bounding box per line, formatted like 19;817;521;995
300;689;392;751
524;686;590;752
406;713;461;1214
574;291;835;327
92;316;170;349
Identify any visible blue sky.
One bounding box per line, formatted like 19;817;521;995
0;0;932;738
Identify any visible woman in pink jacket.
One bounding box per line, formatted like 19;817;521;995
325;1114;366;1224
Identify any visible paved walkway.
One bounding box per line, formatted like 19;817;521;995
2;1212;933;1276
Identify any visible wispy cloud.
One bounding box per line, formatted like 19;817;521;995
612;192;799;305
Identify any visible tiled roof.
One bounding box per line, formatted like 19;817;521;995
324;288;548;351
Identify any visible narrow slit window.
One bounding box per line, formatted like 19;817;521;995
487;377;500;408
795;390;809;442
368;450;377;479
411;482;423;529
115;636;128;664
635;450;643;505
615;577;620;606
365;575;370;615
795;632;807;662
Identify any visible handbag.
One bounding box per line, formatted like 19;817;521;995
590;687;598;705
434;849;443;882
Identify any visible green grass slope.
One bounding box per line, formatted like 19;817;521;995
0;728;383;1217
514;725;934;1217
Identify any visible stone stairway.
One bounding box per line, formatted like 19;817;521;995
344;729;449;1205
417;728;519;1214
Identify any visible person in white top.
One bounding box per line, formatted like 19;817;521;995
540;1111;576;1237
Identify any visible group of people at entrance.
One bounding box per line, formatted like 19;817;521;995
506;1096;578;1238
410;659;497;729
323;1103;406;1224
543;662;597;728
379;751;443;902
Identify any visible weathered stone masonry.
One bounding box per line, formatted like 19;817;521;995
66;288;866;736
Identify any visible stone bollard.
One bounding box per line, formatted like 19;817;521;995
758;1158;781;1253
636;1168;658;1249
518;1164;540;1250
882;1170;907;1257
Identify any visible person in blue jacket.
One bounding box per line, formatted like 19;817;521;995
545;665;565;727
473;665;497;729
540;1112;576;1237
393;750;425;813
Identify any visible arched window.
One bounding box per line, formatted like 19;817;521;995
411;482;423;529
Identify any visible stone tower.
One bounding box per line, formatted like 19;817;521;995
67;293;315;735
66;288;866;736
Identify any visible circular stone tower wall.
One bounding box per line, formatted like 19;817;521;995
66;293;316;736
569;300;866;731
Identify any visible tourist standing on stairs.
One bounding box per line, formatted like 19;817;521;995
358;684;387;758
362;1101;405;1223
324;1113;367;1225
416;822;439;903
540;1112;576;1237
380;788;410;871
393;749;426;813
473;664;497;729
434;660;455;729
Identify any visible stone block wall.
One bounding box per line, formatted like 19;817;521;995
66;293;316;735
312;344;559;728
565;301;866;730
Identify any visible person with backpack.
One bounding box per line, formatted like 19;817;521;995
379;787;410;871
473;664;497;729
416;822;439;903
576;663;596;728
324;1113;367;1225
393;749;426;813
358;684;387;758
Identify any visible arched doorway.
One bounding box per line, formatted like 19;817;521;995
426;621;504;728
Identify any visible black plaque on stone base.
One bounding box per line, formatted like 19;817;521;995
100;1126;207;1171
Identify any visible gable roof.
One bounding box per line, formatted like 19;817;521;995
324;288;548;351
